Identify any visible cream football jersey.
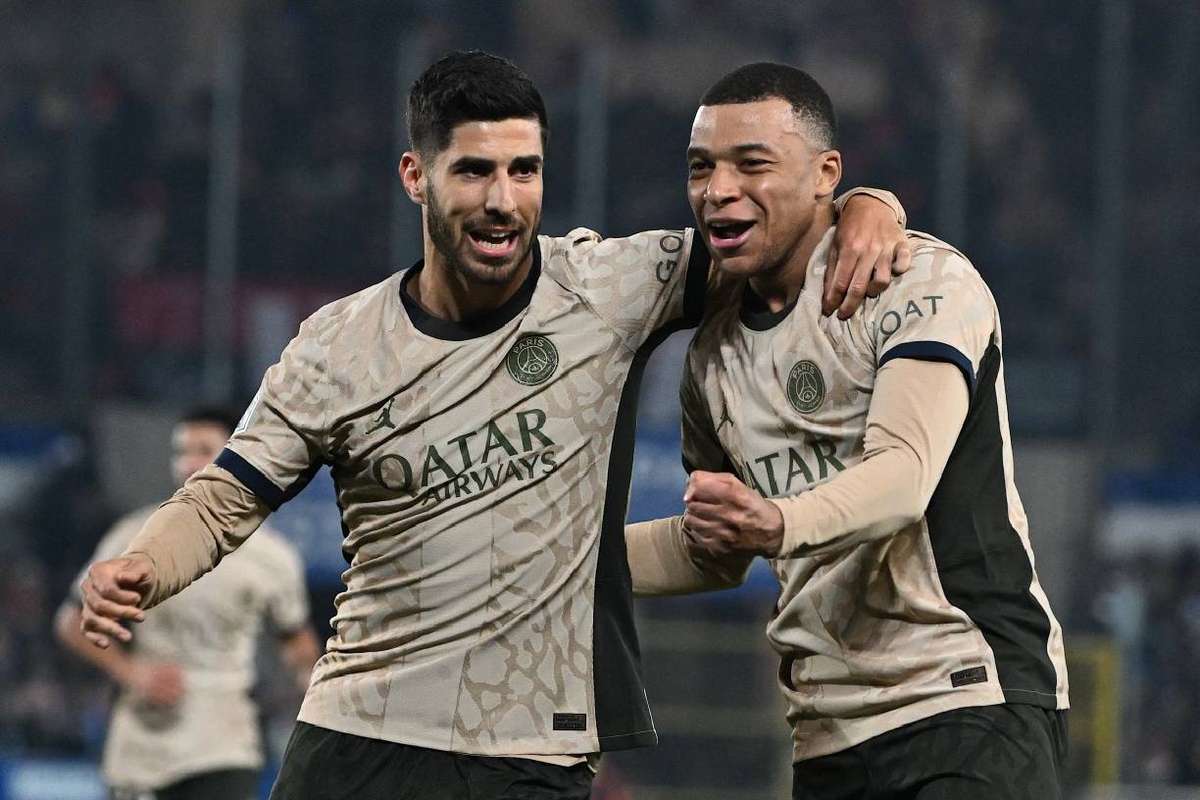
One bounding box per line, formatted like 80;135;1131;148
218;229;707;756
681;227;1069;761
69;506;308;789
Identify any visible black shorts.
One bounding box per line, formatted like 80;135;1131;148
792;703;1068;800
109;768;260;800
269;722;594;800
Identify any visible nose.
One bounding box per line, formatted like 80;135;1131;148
485;174;516;217
704;163;740;207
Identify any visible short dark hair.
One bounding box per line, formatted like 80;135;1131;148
407;50;549;156
700;63;837;149
177;406;239;437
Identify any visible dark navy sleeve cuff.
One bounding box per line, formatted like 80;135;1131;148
216;448;287;510
879;340;976;394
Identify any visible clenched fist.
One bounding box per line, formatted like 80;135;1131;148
79;553;154;649
683;470;785;559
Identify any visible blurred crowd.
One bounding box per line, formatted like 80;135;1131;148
4;0;1195;438
1090;548;1200;783
1;0;1198;789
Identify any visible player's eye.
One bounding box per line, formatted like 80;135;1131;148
688;160;712;176
740;158;770;171
454;162;492;178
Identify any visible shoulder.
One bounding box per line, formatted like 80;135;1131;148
538;229;599;285
871;230;992;311
278;274;403;378
298;274;402;342
902;230;985;289
540;228;693;283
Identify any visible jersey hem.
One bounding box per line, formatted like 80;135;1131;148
596;728;658;751
296;708;613;759
1002;686;1068;709
791;688;1005;762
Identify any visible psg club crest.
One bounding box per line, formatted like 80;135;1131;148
506;334;559;386
787;360;825;414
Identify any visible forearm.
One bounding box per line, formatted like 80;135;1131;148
770;359;967;558
125;464;270;608
834;188;907;228
627;515;751;596
771;446;926;557
55;605;136;685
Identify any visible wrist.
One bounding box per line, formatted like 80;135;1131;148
842;189;903;226
761;500;786;557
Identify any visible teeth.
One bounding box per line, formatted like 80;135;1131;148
711;222;750;238
472;232;514;251
474;232;513;244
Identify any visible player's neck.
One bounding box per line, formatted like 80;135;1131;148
413;248;534;322
749;205;834;312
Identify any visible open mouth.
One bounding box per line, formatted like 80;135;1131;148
468;229;520;259
707;220;755;251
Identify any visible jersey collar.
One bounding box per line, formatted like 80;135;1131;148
739;284;799;331
398;242;542;341
737;226;836;331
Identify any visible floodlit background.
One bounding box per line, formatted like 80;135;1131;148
1;1;1197;798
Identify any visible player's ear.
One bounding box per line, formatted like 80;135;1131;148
400;151;426;205
815;149;842;199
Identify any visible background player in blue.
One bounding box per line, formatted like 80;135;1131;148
77;52;911;799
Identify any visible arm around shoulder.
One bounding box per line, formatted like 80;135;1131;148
834;188;906;228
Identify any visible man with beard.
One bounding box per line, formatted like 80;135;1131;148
77;51;910;799
627;63;1069;798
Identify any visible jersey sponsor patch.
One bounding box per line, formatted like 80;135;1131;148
553;713;588;732
950;666;989;688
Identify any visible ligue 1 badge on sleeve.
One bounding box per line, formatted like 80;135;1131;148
506;334;559;386
787;359;825;414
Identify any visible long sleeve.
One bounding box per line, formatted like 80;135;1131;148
626;515;752;596
626;354;753;596
833;187;907;228
770;358;967;558
123;464;271;608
